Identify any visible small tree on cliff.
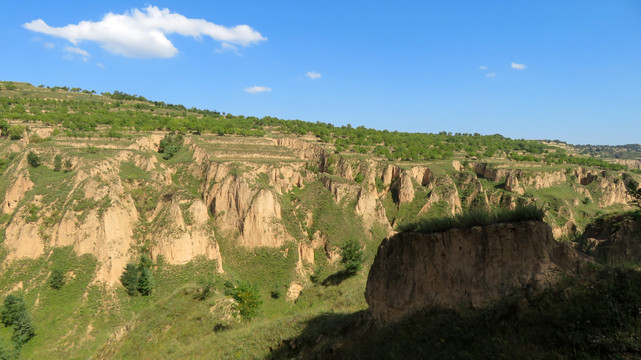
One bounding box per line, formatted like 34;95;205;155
340;239;364;275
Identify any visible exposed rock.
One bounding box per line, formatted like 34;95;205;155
451;160;463;172
597;178;632;207
580;211;641;264
408;167;431;186
355;188;392;233
418;175;462;216
320;176;356;204
380;164;400;188
504;173;524;195
471;162;510;182
287;282;304;301
2;170;33;214
365;220;579;324
394;172;415;204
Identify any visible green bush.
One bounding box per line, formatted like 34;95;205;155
137;268;154;296
120;264;140;296
158;134;183;160
26;152;40;168
225;280;262;321
120;255;155;296
340;239;364;275
1;295;25;328
8;126;24;140
49;269;65;290
53;155;62;172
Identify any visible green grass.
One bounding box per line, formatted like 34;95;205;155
119;161;151;181
398;204;545;233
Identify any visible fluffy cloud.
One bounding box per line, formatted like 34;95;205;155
244;86;271;94
305;71;321;80
511;62;526;70
23;5;266;58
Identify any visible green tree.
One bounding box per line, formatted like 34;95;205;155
53;155;62;172
225;281;262;321
0;120;8;137
137;267;154;296
11;312;34;347
64;159;73;172
340;239;364;275
26;152;40;168
1;295;25;327
49;269;65;290
120;264;140;296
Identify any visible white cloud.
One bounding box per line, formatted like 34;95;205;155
244;86;271;94
64;46;90;57
511;62;526;70
305;71;322;80
23;5;266;58
43;42;55;49
479;65;488;70
486;73;495;77
96;62;105;68
62;54;74;60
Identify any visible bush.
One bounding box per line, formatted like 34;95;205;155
120;264;140;296
26;152;40;168
1;295;25;328
225;280;262;321
158;134;183;160
8;126;24;140
340;239;364;275
137;267;154;296
11;312;34;347
53;155;62;172
49;269;65;290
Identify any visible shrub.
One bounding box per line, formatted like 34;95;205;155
158;134;183;160
1;294;25;327
225;280;262;321
340;239;364;275
53;155;62;172
49;269;65;290
120;264;140;296
27;152;40;168
11;312;34;347
137;267;154;296
8;126;24;140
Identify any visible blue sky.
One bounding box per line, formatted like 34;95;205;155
1;1;639;145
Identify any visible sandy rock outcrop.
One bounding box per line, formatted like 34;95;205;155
417;175;462;216
393;172;415;204
2;170;33;214
365;220;579;324
355;189;392;233
580;211;641;264
504;173;524;195
320;176;355;204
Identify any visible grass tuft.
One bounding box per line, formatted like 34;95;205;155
397;205;545;234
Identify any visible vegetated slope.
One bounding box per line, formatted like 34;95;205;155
0;80;638;358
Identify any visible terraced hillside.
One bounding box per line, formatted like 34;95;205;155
0;80;639;358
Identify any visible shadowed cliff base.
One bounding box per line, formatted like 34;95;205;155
270;266;641;360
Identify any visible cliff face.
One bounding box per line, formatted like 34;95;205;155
365;220;579;324
580;211;641;264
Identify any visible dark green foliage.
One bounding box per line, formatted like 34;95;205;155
340;239;364;275
1;295;25;328
138;268;155;296
11;312;34;347
120;255;155;296
270;285;282;299
26;152;40;168
397;205;545;234
49;269;65;290
120;263;140;296
194;278;216;301
0;294;34;348
63;158;72;172
53;154;62;172
0;120;8;136
158;134;183;160
224;280;262;321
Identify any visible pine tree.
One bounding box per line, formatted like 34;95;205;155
120;264;140;296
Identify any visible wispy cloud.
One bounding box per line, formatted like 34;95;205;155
24;5;266;58
64;46;90;57
245;86;271;94
486;73;495;77
479;65;488;70
305;71;322;80
43;42;55;49
96;63;105;69
511;62;526;70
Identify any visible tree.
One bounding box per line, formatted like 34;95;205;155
120;264;140;296
64;159;73;172
11;312;34;347
53;155;62;172
0;120;8;137
137;267;154;296
340;239;364;275
49;269;65;290
27;152;40;168
1;295;25;327
225;281;262;321
8;126;23;140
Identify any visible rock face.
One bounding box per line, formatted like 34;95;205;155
365;220;578;324
580;211;641;264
